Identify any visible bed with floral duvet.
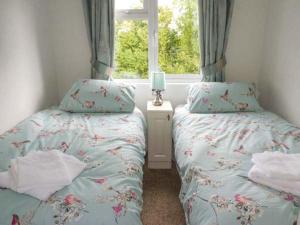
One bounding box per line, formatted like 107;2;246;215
173;105;300;225
0;107;146;225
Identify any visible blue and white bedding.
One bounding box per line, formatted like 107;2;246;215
0;107;146;225
173;105;300;225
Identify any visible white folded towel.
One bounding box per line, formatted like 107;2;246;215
248;151;300;196
252;151;300;180
249;165;300;196
0;150;86;201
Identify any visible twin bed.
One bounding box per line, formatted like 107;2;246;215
0;107;146;225
0;78;146;225
0;80;299;225
173;105;300;225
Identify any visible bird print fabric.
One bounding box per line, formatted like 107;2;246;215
173;105;300;225
0;107;146;225
188;82;262;113
59;79;136;113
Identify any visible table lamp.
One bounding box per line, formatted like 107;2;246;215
151;71;166;106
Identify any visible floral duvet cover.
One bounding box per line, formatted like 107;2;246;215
0;107;146;225
173;105;300;225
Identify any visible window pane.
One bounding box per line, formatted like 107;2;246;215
114;20;148;79
158;0;200;74
115;0;144;10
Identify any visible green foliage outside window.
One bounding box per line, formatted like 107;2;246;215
114;0;200;79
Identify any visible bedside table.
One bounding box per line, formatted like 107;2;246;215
147;101;173;169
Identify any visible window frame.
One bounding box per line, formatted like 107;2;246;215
116;0;148;20
115;0;200;81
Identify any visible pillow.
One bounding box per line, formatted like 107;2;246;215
187;82;262;113
59;79;135;113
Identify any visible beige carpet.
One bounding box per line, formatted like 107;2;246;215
141;162;186;225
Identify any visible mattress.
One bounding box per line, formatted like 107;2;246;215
0;107;146;225
173;105;300;225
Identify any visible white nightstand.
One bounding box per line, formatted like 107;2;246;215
147;100;173;169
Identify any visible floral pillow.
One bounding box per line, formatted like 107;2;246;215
59;79;135;113
187;82;263;113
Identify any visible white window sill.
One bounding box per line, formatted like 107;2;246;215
115;78;201;84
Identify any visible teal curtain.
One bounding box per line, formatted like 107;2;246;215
83;0;115;80
198;0;234;82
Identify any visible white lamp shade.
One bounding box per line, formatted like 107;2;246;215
151;72;166;91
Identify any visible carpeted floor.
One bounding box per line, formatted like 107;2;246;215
141;162;186;225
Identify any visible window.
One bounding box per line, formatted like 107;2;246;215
114;20;149;79
114;0;200;79
115;0;145;11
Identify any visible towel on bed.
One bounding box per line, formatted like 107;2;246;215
0;150;86;200
249;165;300;196
248;151;300;196
252;151;300;180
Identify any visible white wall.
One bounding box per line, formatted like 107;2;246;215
49;0;268;114
0;0;58;133
259;0;300;126
226;0;269;83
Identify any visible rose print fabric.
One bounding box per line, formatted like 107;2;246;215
0;107;146;225
173;105;300;225
187;82;262;113
59;79;136;113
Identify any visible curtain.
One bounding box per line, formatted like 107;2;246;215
198;0;234;82
83;0;115;80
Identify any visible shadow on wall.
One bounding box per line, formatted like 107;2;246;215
31;0;59;108
48;0;91;100
0;0;58;133
258;0;300;126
